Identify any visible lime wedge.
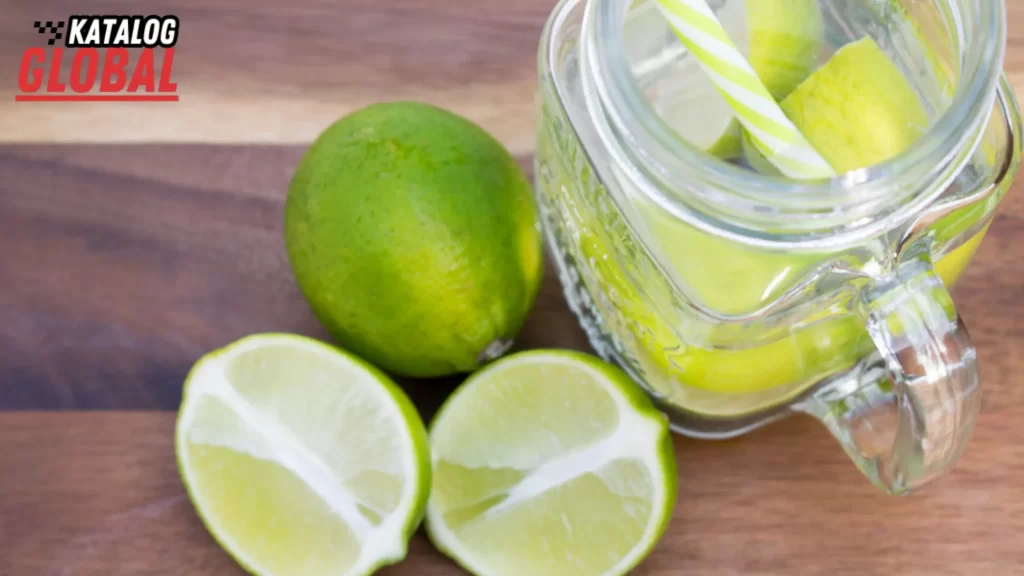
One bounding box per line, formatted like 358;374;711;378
780;36;930;173
640;0;822;159
744;0;824;100
176;334;431;576
425;350;677;576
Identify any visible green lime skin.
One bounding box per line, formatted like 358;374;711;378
285;102;543;378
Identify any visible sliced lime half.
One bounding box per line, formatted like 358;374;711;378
426;350;677;576
176;333;431;576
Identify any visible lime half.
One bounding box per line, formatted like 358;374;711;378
176;334;431;576
426;350;677;576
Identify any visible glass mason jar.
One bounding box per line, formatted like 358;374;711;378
536;0;1021;494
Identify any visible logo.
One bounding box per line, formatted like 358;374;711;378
17;15;179;102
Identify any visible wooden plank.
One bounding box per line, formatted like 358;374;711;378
2;0;1024;573
0;145;591;410
1;409;1022;575
2;143;1023;411
0;0;554;151
2;0;1021;148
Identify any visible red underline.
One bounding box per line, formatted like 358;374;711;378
15;94;179;102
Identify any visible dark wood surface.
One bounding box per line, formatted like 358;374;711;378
3;409;1024;575
2;0;1024;574
0;0;549;150
0;145;590;411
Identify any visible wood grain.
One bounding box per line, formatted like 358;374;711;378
0;145;593;410
2;143;1023;411
2;0;1024;574
2;0;1023;149
0;0;554;152
2;409;1023;576
1;142;1023;574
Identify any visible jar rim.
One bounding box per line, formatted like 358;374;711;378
582;0;1008;231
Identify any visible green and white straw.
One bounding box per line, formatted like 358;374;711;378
655;0;836;180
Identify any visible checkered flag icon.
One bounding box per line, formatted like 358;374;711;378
33;20;65;45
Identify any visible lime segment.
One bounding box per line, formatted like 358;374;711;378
780;36;930;173
426;350;677;576
176;334;431;576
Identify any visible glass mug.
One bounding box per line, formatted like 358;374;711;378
535;0;1021;494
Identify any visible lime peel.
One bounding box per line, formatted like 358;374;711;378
284;102;543;378
779;36;930;173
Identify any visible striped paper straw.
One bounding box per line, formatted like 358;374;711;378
655;0;836;180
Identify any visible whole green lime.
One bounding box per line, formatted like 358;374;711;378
285;102;543;378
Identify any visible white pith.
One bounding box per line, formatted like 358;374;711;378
426;351;674;576
176;335;424;576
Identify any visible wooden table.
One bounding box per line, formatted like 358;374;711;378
3;1;1024;574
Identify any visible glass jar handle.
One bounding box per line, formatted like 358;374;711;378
798;239;981;495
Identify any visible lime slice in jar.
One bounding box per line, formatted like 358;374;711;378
626;0;824;159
